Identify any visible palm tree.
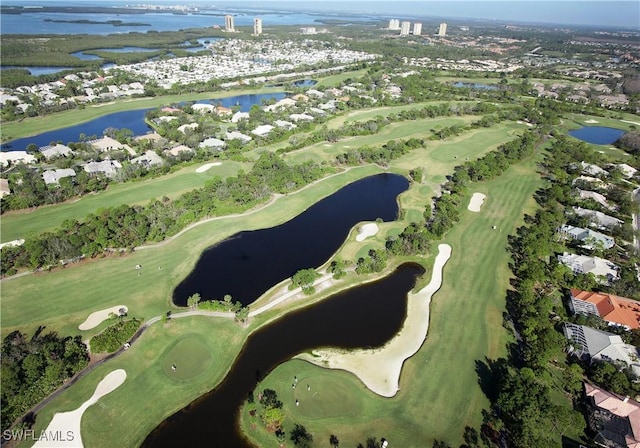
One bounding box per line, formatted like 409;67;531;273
330;434;340;447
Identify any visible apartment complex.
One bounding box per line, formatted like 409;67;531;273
438;22;447;36
253;18;262;36
224;15;235;32
400;21;411;36
413;22;422;36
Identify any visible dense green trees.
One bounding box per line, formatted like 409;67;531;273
89;318;142;353
290;268;321;295
1;153;332;275
1;329;89;431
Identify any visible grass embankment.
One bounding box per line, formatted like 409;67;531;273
239;152;546;447
0;161;247;243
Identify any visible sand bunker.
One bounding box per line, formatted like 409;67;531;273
355;223;379;242
32;369;127;448
296;244;452;397
195;162;222;173
78;305;128;331
467;192;486;212
584;119;599;124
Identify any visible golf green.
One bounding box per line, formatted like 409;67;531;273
161;336;212;381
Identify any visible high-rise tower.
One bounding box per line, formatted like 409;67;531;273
438;22;447;36
225;15;235;32
413;22;422;36
400;21;411;36
253;18;262;36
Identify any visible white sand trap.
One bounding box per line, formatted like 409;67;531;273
296;244;452;397
356;223;379;242
195;162;222;173
467;192;486;212
78;305;128;331
585;119;599;124
33;370;126;448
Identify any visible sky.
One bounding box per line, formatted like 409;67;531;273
5;0;640;29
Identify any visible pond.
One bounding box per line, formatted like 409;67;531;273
172;173;409;307
0;66;76;76
452;81;499;91
1;92;286;151
569;126;626;145
143;262;425;447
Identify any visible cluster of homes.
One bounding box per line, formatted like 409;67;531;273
556;160;638;284
0;72;147;115
404;55;522;73
106;39;378;90
552;157;640;448
565;288;640;448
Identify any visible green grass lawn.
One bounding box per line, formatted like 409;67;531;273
1;161;247;243
315;69;369;88
160;335;213;381
22;317;246;448
239;151;546;448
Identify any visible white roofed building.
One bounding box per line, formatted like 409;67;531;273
39;144;73;160
42;168;76;185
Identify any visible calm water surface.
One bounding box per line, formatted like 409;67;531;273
145;262;425;448
569;126;626;145
173;173;409;307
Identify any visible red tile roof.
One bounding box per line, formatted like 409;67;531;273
571;289;640;329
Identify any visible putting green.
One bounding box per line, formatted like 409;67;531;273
291;374;360;419
161;336;212;381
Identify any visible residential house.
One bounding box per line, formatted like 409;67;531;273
39;144;74;160
42;168;76;185
216;106;233;116
274;120;297;130
83;160;122;178
578;189;614;210
568;289;640;330
252;125;274;137
191;103;216;113
165;145;194;157
231;112;250;123
131;150;164;168
557;224;615;250
573;207;623;230
0;151;36;167
289;113;314;122
564;323;640;376
584;383;640;448
90;136;135;156
225;131;252;144
558;252;619;284
178;123;199;134
615;164;638;179
198;138;226;151
0;178;10;197
581;161;609;177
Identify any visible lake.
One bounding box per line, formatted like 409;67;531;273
144;262;425;447
0;92;286;151
173;173;409;307
569;126;626;145
452;81;499;91
0;66;78;76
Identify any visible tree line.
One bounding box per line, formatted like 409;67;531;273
0;153;332;275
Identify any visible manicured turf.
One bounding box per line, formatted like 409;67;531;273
239;151;547;447
315;69;369;88
160;335;213;381
1;161;247;243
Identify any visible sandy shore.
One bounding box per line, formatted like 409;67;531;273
295;244;452;397
32;369;127;448
195;162;222;173
355;223;379;242
78;305;128;331
467;192;486;212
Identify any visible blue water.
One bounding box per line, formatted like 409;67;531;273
569;126;626;145
0;66;76;76
453;81;499;90
0;10;378;35
182;37;222;52
1;92;286;151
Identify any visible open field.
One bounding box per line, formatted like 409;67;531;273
315;69;369;88
1;161;247;243
240;150;547;447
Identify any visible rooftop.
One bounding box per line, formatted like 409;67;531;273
571;289;640;329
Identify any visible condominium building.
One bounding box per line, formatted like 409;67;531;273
224;15;235;32
388;19;400;30
253;18;262;36
438;22;447;36
413;22;422;36
400;21;411;36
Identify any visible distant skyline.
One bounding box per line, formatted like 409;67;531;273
4;1;640;29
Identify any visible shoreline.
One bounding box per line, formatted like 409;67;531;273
295;243;452;397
